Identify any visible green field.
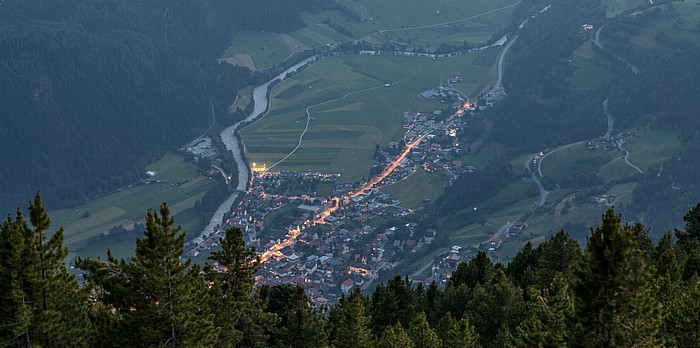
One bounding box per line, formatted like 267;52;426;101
609;2;700;53
382;169;445;209
50;154;213;261
540;143;610;180
624;130;681;170
241;52;498;180
231;86;254;113
223;31;300;70
570;42;617;89
147;153;200;183
597;156;640;182
222;0;518;69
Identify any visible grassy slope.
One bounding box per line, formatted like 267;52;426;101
241;52;497;180
382;169;445;210
223;0;518;68
50;153;213;260
569;42;617;90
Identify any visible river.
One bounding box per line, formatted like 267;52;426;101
197;55;320;240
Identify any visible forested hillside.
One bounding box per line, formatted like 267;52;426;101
3;194;700;347
0;0;328;212
448;0;700;235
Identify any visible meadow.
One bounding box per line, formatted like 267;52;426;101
382;169;445;210
240;51;498;181
221;0;518;69
569;42;617;90
50;153;213;261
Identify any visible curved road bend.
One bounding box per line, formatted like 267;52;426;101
525;155;550;207
490;35;518;95
537;141;585;178
603;98;642;174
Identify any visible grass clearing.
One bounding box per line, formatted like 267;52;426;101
540;144;611;180
624;130;681;171
231;86;254;112
241;52;498;180
147;153;199;183
224;31;296;69
383;169;445;209
597;155;640;182
570;42;617;89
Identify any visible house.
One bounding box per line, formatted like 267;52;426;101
341;278;354;293
349;262;374;278
445;253;462;268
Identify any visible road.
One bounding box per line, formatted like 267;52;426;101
266;68;426;172
603;98;642;174
537;141;585;178
592;24;639;75
260;126;436;262
603;98;613;139
490;35;518;95
617;140;643;174
211;164;230;186
490;221;515;243
524;155;549;207
410;261;434;278
593;25;604;49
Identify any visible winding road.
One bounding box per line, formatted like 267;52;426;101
604;98;643;174
490;35;517;95
524;154;550;207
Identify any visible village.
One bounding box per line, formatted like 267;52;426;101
184;80;509;305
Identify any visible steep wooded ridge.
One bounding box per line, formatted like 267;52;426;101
3;193;700;347
460;0;700;234
0;0;328;212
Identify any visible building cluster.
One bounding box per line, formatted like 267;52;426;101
186;137;217;158
186;77;510;304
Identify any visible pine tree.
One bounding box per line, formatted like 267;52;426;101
665;276;700;346
675;202;700;242
448;251;495;288
568;208;661;347
466;270;525;345
408;312;442;348
377;322;414;348
206;226;277;347
516;274;572;347
79;203;218;347
0;193;92;347
442;314;479;348
370;276;418;335
331;289;372;348
506;241;539;290
676;203;700;279
535;230;581;289
262;285;328;348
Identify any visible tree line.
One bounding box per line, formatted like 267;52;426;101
3;193;700;347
